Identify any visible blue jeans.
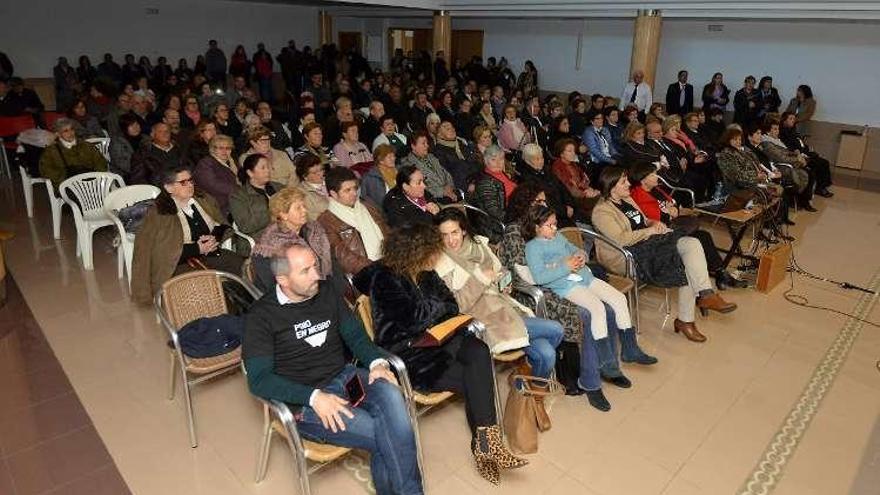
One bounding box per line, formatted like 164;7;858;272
523;317;564;378
577;303;621;391
295;364;423;495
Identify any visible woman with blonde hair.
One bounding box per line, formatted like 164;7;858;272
249;187;335;293
360;143;398;207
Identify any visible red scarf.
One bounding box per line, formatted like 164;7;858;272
485;168;517;201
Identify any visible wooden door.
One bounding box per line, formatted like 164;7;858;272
412;29;432;55
451;30;483;65
338;31;362;53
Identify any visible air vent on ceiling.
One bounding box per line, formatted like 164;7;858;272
708;24;724;32
144;7;159;15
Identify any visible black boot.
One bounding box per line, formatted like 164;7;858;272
578;380;611;412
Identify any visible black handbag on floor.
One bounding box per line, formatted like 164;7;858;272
554;341;582;395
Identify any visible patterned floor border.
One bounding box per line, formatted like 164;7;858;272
341;452;376;494
737;268;880;495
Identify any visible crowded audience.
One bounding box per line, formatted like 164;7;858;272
2;41;841;492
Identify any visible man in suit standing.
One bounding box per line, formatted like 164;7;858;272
665;70;694;116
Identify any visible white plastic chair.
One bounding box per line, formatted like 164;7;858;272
85;137;112;163
104;185;160;289
59;172;124;270
18;163;55;219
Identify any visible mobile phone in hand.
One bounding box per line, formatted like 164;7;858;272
497;270;512;291
345;374;366;407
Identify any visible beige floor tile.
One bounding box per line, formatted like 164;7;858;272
455;453;566;495
659;475;705;495
429;473;488;495
564;440;674;495
542;474;602;495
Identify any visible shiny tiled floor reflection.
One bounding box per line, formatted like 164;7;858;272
0;278;130;495
1;178;879;495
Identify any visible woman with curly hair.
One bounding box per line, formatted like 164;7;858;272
354;223;528;485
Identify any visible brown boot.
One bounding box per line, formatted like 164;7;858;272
534;395;552;432
697;292;737;316
674;319;707;343
472;427;501;485
485;425;529;469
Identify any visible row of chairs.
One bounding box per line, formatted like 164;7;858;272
153;269;503;494
148;216;661;494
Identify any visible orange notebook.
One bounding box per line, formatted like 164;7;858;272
412;315;474;348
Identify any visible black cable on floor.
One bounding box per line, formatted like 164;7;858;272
783;237;880;329
738;188;879;328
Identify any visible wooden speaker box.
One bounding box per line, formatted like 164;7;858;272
756;243;792;293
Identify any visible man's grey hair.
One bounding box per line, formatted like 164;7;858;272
269;242;314;276
53;117;75;133
270;255;291;277
521;143;543;164
482;144;505;163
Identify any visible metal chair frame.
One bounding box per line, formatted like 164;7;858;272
248;352;425;494
657;175;696;207
353;295;505;451
154;270;261;447
562;226;672;333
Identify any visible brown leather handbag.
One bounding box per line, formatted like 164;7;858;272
503;375;563;454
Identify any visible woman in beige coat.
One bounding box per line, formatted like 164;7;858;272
238;125;298;187
591;167;736;342
434;208;562;431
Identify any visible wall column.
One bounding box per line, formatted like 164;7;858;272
629;9;662;90
318;10;333;46
432;10;452;61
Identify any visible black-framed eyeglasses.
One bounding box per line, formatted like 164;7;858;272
174;178;194;186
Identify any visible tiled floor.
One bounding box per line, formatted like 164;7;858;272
0;278;130;495
1;178;879;495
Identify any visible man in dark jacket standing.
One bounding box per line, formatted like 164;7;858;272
244;244;423;495
665;70;694;117
205;40;228;88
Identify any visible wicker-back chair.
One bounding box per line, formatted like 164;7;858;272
155;270;260;447
248;297;424;492
354;295;456;411
245;358;353;491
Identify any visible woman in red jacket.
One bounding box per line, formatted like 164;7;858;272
628;161;745;290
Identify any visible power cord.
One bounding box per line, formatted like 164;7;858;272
783;246;880;329
738;188;879;328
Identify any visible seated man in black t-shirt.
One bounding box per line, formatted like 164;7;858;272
243;243;423;495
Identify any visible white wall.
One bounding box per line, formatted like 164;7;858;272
0;0;318;78
457;17;880;126
656;20;880;126
456;18;633;101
